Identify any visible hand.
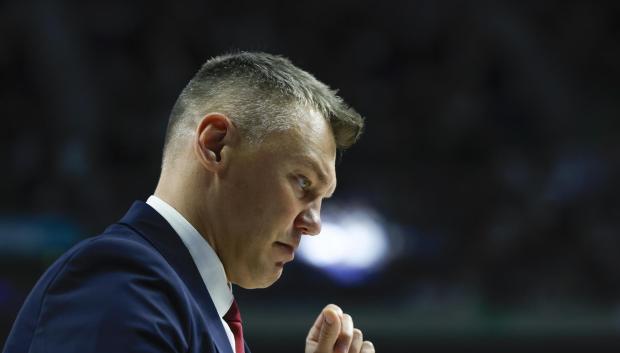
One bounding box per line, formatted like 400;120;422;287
305;304;375;353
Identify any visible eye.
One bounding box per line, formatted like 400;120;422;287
297;175;312;191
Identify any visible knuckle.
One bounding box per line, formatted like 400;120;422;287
341;330;353;341
361;341;375;353
342;313;353;325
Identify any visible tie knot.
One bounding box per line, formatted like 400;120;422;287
224;299;241;324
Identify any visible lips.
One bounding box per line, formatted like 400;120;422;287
274;242;296;262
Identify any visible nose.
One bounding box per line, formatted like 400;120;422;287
294;205;322;236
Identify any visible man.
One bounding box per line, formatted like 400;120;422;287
3;52;374;353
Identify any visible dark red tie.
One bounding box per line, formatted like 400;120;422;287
223;300;245;353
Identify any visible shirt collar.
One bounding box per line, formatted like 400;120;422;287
146;195;233;318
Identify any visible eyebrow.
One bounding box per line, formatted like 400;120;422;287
299;157;336;198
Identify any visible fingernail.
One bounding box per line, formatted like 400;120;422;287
325;314;334;325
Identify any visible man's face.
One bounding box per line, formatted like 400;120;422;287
210;110;337;289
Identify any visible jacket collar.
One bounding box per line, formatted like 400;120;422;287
118;201;234;353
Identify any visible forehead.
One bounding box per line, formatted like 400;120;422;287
260;109;337;185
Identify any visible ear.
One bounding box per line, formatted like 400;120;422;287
193;113;235;172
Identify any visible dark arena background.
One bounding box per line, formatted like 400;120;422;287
2;1;620;352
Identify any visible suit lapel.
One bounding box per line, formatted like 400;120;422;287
118;201;234;353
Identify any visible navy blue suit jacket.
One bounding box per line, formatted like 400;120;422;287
3;201;251;353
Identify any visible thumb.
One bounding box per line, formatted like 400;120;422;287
316;308;341;353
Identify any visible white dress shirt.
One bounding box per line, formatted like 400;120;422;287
146;195;237;353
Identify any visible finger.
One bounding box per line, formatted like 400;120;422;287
349;329;363;353
306;309;325;343
360;341;375;353
307;304;343;343
334;314;354;353
315;308;342;353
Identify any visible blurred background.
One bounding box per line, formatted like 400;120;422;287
2;0;620;352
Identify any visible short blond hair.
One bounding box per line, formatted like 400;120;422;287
162;52;364;165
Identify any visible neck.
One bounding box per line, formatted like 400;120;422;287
154;166;217;252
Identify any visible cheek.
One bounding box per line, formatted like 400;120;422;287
261;188;298;222
225;168;300;230
253;185;301;234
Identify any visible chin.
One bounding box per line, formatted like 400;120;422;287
238;267;283;289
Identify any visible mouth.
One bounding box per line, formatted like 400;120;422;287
274;241;296;263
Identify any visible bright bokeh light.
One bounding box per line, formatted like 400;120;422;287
297;204;391;284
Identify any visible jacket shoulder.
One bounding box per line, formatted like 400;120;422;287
63;224;171;272
12;224;195;353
